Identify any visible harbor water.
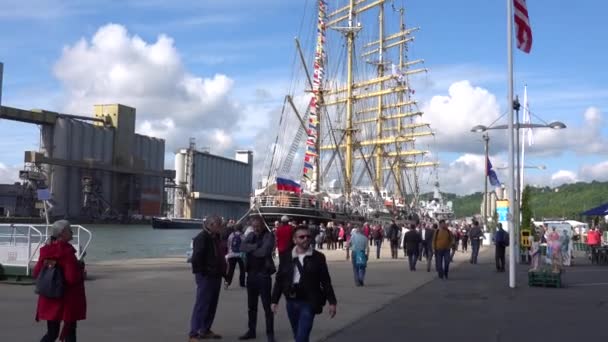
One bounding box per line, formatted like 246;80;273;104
80;224;196;262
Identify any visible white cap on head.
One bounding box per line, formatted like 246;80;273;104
281;215;289;222
50;220;71;238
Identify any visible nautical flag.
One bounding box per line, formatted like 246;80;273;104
276;177;301;193
486;157;501;186
514;0;532;53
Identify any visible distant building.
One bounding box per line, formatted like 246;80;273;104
1;103;174;221
173;145;253;220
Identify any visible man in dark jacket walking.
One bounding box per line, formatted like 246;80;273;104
271;225;337;342
419;223;436;272
494;223;509;272
469;220;484;264
189;216;225;341
387;219;401;259
403;224;422;271
239;216;277;342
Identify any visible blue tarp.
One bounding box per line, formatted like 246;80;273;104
581;202;608;216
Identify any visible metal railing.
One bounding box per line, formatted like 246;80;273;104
0;224;44;275
37;224;92;260
253;195;363;214
253;195;322;210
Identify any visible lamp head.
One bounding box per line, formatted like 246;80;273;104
549;121;566;129
471;125;487;133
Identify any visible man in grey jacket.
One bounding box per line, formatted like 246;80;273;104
469;220;484;264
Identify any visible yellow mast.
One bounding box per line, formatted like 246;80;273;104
344;0;356;197
324;0;437;201
374;2;385;191
395;7;405;199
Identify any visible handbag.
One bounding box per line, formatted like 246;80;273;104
35;259;65;299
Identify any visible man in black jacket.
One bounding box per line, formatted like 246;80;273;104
420;223;436;272
403;224;422;271
239;216;276;342
189;216;225;341
469;220;484;264
387;219;401;259
271;225;337;342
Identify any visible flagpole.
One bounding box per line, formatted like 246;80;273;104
507;0;517;288
520;85;527;215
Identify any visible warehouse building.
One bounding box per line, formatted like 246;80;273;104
1;103;173;221
174;144;253;220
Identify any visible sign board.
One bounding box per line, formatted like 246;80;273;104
543;222;573;267
496;200;509;231
37;188;51;201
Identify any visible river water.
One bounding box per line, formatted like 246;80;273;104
80;224;197;262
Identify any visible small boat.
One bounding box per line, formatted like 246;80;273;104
151;217;204;230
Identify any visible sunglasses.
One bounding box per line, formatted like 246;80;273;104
296;235;311;240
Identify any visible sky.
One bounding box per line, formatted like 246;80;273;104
0;0;607;195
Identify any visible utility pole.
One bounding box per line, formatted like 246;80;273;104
506;0;517;288
0;62;4;106
483;133;489;230
513;96;521;263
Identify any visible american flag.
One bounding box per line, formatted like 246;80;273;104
514;0;532;53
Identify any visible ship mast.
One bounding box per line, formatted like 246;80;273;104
374;2;385;191
322;0;437;202
344;0;356;198
394;7;405;200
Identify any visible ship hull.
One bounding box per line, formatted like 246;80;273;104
152;217;204;229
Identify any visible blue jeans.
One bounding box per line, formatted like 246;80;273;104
407;250;419;270
286;300;316;342
435;249;451;278
352;258;366;285
471;240;481;264
190;274;222;337
374;240;382;259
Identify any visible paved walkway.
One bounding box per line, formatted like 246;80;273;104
325;251;608;341
0;243;471;341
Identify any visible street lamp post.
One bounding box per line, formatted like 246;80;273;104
513;96;521;263
471;118;566;288
483;133;489;231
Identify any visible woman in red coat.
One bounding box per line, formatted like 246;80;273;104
33;220;86;342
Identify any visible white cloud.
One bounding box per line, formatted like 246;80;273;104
0;163;21;184
434;153;506;195
550;170;578;186
53;23;249;160
422;80;503;153
526;106;607;156
578;160;608;182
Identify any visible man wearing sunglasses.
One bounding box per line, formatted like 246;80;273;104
271;225;337;342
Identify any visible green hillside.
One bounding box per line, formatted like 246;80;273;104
438;181;608;219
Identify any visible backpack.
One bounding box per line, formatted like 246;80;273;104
371;228;381;240
231;233;242;253
35;259;64;299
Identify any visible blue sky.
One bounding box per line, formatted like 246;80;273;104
0;0;606;193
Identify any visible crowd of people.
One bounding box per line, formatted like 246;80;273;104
30;215;494;342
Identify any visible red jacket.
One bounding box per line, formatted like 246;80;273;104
33;240;87;323
587;230;601;245
275;224;293;253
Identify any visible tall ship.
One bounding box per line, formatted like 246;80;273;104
252;0;443;225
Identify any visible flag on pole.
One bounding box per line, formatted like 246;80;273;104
514;0;533;53
486;157;501;186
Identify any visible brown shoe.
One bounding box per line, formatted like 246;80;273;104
200;331;222;339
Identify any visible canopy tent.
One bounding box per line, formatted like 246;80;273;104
581;202;608;216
